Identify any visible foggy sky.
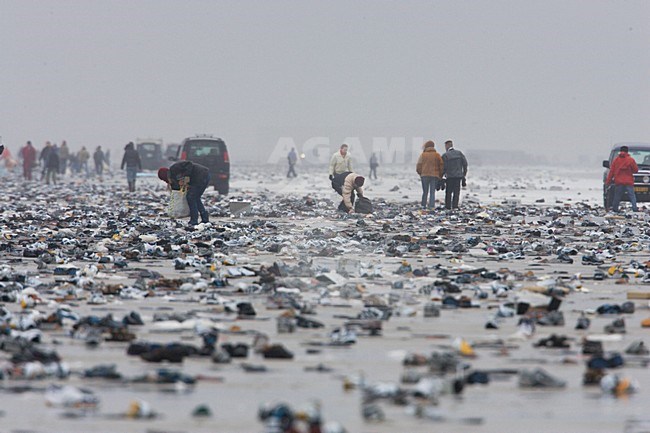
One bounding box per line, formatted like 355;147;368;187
1;0;648;164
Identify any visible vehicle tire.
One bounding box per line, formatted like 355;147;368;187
604;186;614;211
215;182;229;195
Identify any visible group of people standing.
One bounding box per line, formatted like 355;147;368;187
16;140;111;183
416;140;468;210
323;141;468;213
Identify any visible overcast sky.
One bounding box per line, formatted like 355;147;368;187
1;0;648;163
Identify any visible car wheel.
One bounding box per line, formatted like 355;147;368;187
604;186;614;210
215;182;229;195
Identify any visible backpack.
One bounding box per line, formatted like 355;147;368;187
355;196;373;214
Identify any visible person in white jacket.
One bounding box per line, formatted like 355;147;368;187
329;144;353;179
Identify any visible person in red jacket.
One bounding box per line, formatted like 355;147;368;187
20;141;37;181
606;145;639;212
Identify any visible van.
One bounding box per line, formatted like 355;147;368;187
174;135;230;195
136;139;165;170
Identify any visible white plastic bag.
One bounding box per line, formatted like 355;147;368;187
168;189;190;218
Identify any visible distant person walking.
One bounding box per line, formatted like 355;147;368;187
369;152;379;180
442;140;468;210
606;145;639;212
59;140;70;175
416;141;444;210
329;144;353;180
45;144;60;185
39;141;53;180
78;146;90;176
158;161;211;226
20;141;37;181
93;146;105;176
287;147;298;178
331;171;364;213
121;142;142;192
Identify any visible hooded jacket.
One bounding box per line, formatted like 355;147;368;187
442;147;468;179
606;152;638;186
121;145;142;170
416;147;443;177
169;161;210;189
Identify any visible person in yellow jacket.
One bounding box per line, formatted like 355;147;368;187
416;141;444;209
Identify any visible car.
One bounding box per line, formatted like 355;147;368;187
136;139;165;170
164;144;180;162
172;135;230;195
602;142;650;209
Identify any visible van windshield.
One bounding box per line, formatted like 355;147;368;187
626;149;650;166
187;140;223;158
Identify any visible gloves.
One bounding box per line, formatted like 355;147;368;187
329;174;333;181
462;177;467;187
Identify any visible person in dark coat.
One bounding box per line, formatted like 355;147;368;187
287;148;298;178
45;144;60;185
158;161;210;226
93;146;105;176
121;142;142;192
369;153;379;180
442;140;468;210
39;141;53;180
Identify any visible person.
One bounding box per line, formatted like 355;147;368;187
78;146;90;175
59;140;70;175
158;160;210;226
442;140;468;210
287;147;298;178
121;142;142;192
369;153;379;180
331;171;364;213
329;144;353;180
0;147;17;173
45;144;60;185
606;145;639;212
93;146;105;176
39;141;53;180
20;141;37;181
416;141;444;210
69;152;80;175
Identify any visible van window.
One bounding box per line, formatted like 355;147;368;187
186;140;223;158
138;143;158;152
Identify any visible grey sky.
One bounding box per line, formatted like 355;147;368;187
1;0;648;163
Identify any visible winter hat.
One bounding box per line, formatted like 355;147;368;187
354;176;365;187
158;167;169;182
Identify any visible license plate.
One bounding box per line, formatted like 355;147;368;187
634;186;649;193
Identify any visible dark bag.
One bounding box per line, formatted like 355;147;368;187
355;196;373;214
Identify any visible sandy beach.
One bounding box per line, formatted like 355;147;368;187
0;163;648;433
